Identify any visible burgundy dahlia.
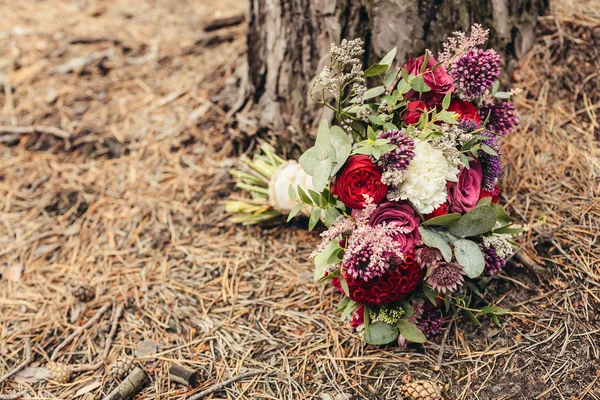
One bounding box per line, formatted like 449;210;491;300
332;251;425;305
376;130;415;171
481;244;506;275
418;308;444;338
427;262;465;293
453;49;501;100
480;101;519;135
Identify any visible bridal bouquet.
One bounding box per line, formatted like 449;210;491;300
230;25;523;345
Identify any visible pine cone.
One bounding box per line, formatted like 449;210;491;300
108;356;134;380
399;380;441;400
72;286;95;302
46;361;72;384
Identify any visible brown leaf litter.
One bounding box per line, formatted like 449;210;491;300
0;0;599;399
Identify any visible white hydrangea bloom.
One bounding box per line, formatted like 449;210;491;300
393;140;459;214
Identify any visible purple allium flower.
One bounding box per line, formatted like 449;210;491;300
452;49;501;100
481;244;506;275
480;101;519;135
427;262;465;293
415;246;443;269
418;308;444;338
479;132;502;191
459;119;480;133
376;130;415;171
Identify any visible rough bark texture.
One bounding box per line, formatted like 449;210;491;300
245;0;548;141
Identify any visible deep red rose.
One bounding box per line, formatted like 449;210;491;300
479;184;500;204
447;100;482;125
350;305;365;328
369;201;421;253
332;251;425;305
447;160;483;213
331;155;388;209
403;100;427;125
424;203;449;220
404;54;454;107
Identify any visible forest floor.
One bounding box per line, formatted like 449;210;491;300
0;0;599;399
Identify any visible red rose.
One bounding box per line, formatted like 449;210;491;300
403;100;427;125
447;160;483;213
331;155;388;209
447;100;482;125
404;54;454;107
424;203;449;220
479;184;500;204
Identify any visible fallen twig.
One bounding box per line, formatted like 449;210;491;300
188;370;267;400
51;302;112;361
0;392;26;400
203;14;245;32
103;367;148;400
0;125;72;140
103;304;125;359
0;338;31;385
170;364;199;387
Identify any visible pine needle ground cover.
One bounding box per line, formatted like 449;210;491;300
0;0;598;399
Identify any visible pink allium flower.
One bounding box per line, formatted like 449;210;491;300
427;262;465;293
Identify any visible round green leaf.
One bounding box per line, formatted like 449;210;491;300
449;205;497;238
365;321;399;345
418;227;452;262
454;239;485;278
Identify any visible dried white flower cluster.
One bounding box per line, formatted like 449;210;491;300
482;233;514;259
430;124;472;168
315;39;366;105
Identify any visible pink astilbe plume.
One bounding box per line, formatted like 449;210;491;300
311;197;409;281
342;198;409;281
438;24;490;67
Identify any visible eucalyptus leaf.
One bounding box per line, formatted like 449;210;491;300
481;305;509;315
422;213;462;226
297;186;313;205
336;296;351;312
423;286;439;306
288;184;297;201
308;207;321;230
324;207;341;227
340;277;350;296
380;47;397;66
442;92;451;110
364;64;388;77
368;115;383;125
363;86;386;100
383;122;399;132
365;321;399;345
449;205;497;238
418;227;452;262
491;204;515;226
494;91;511;99
396;320;427;343
383;69;398;89
329;126;352;176
493;226;524;235
314;241;341;281
287;203;302;222
341;300;357;320
454;239;485;278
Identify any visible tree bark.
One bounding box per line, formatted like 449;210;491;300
244;0;548;143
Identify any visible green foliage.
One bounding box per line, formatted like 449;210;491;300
453;239;485;278
365;321;399;345
418;227;453;262
448;205;497;238
396;320;427;343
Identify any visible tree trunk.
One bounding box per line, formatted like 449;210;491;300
245;0;548;143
